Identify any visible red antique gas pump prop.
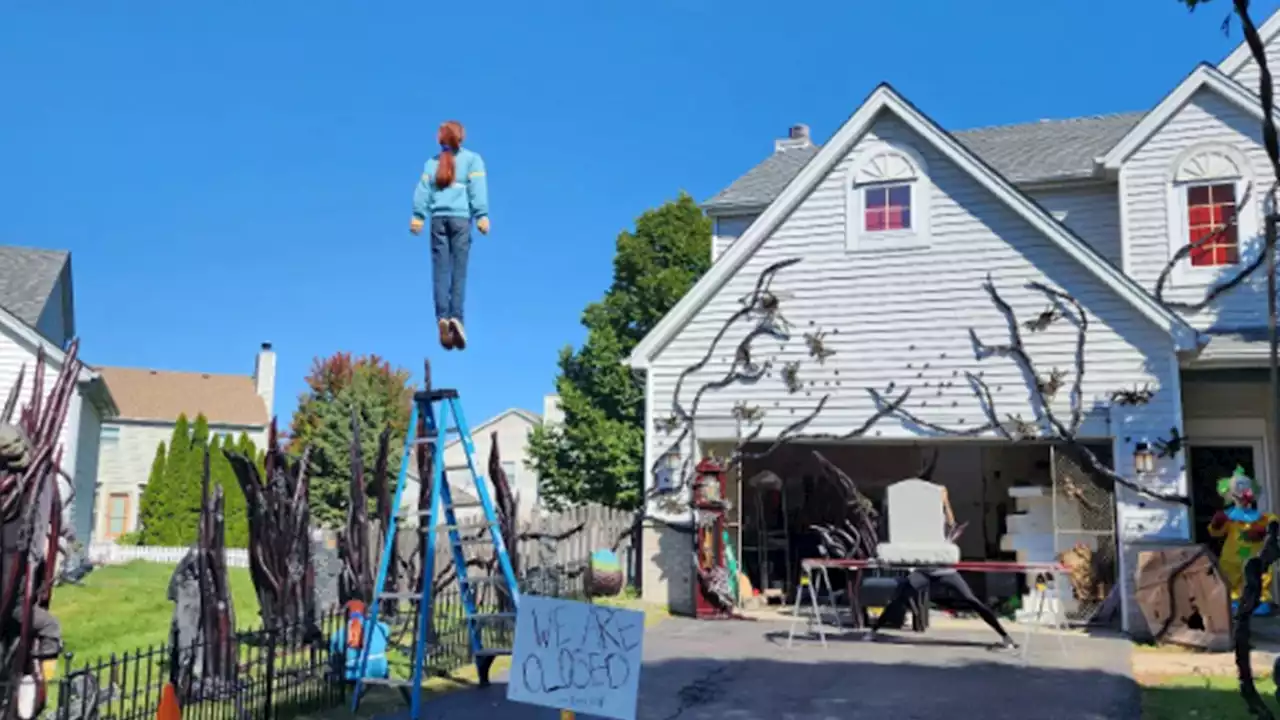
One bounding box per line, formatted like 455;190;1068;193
692;457;732;619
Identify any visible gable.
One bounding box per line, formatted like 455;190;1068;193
1220;7;1280;95
640;111;1182;447
633;85;1197;369
1119;85;1277;332
1101;63;1267;170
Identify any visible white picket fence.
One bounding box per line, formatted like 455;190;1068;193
87;542;250;568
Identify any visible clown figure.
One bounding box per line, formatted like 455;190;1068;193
1208;466;1279;616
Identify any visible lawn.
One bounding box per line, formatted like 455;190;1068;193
50;561;261;664
1142;674;1279;719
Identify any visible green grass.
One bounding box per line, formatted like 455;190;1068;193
50;561;260;664
1142;674;1280;719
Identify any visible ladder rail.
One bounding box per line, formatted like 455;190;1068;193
447;397;522;607
433;444;486;657
407;400;443;720
351;399;421;709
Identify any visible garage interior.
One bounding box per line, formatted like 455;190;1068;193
706;440;1118;624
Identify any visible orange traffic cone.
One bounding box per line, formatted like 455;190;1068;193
156;682;181;720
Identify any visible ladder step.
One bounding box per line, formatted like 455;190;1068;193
377;591;423;601
414;389;459;403
359;677;414;687
473;649;511;658
468;612;516;621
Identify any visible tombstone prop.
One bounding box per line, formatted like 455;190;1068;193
0;346;81;720
167;448;239;703
875;479;961;566
226;420;318;640
1133;545;1231;652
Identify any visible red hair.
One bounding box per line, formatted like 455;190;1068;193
435;120;465;188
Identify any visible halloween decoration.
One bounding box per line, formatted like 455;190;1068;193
1132;545;1231;652
693;458;735;618
1234;520;1280;718
337;407;379;608
1057;543;1111;605
1208;466;1277;615
226;421;319;639
0;345;81;720
166;448;239;703
585;550;624;598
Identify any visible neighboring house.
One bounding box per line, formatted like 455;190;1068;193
0;245;118;546
92;343;275;541
403;407;544;524
627;10;1280;631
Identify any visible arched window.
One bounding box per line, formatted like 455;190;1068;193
1167;145;1255;278
846;142;930;252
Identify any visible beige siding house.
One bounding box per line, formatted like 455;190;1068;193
403;407;544;524
628;10;1280;628
0;245;118;547
92;344;275;541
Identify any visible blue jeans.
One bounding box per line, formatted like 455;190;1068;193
430;216;471;322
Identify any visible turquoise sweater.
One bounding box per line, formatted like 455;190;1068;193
412;148;489;220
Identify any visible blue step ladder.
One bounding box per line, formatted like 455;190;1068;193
351;387;522;720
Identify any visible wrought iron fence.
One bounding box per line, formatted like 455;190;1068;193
39;610;346;720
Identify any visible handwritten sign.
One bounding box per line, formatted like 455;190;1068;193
506;595;644;720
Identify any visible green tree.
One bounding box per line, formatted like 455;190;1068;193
288;353;414;527
137;414;191;545
135;415;257;547
526;192;711;510
135;441;168;543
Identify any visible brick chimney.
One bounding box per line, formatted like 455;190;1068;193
253;342;276;420
775;123;812;152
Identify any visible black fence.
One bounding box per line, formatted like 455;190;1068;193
43;611;346;720
25;560;609;720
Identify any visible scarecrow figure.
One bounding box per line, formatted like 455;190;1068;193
1209;466;1278;616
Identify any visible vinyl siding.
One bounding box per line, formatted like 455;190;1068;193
1027;184;1123;268
711;215;757;263
34;274;67;347
644;113;1189;625
72;396;102;543
1226;32;1280;105
0;321;87;537
1119;88;1274;331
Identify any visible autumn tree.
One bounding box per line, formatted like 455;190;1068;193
288;353;414;527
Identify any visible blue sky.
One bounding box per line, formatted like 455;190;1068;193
1;0;1275;429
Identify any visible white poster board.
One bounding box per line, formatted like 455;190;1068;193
506;595;644;720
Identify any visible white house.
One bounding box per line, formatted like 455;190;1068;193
0;245;118;547
627;11;1280;632
92;344;275;541
403;407;545;524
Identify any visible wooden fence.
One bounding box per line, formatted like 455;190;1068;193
383;503;638;594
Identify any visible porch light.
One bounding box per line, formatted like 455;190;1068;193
1133;440;1156;475
655;451;680;493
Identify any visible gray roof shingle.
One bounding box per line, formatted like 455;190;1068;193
702;112;1146;211
0;245;68;327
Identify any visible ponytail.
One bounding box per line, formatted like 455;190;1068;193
435;120;465;188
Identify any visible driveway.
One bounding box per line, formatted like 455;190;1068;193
380;616;1140;720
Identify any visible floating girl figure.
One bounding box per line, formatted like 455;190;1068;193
410;120;490;350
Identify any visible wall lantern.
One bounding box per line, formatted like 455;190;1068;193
1133;440;1156;475
655;451;680;493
